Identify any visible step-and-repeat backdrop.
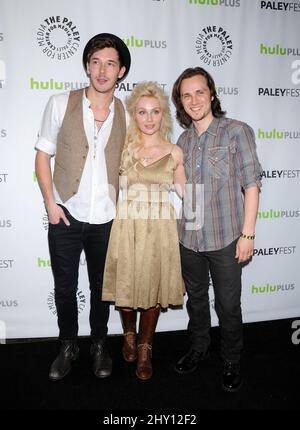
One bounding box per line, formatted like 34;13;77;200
1;0;300;339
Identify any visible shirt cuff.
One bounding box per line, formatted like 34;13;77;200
243;179;262;190
35;136;56;156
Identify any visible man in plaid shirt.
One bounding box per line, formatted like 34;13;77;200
172;67;262;392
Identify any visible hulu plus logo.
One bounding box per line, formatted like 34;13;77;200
38;257;51;268
260;43;300;56
251;283;295;294
123;36;167;49
30;77;88;91
38;255;87;267
188;0;240;6
257;209;299;219
257;128;300;140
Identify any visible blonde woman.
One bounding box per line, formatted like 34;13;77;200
102;81;185;380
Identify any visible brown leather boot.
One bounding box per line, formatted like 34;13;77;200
136;306;160;380
120;309;137;362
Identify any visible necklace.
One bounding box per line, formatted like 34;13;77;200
94;111;110;124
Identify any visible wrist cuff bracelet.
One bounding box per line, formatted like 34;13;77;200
240;233;255;240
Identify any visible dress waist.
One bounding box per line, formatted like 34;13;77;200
122;187;171;203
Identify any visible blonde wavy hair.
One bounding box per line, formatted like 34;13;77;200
120;81;173;173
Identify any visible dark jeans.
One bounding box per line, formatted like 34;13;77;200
48;206;112;341
180;239;243;362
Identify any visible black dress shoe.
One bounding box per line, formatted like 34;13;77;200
174;349;209;374
49;340;79;381
91;340;112;378
222;360;243;392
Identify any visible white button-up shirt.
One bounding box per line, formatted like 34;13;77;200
35;90;117;224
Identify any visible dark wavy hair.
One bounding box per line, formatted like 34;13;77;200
85;38;123;67
172;67;226;129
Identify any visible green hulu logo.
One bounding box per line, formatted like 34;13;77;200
38;257;51;268
189;0;219;4
30;77;64;90
252;284;295;293
257;210;299;219
260;43;287;55
257;209;281;219
252;284;276;293
257;129;300;140
260;43;300;56
257;128;284;139
123;37;167;49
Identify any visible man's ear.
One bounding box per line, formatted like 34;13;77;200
118;66;126;80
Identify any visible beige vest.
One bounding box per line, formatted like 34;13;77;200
53;89;126;203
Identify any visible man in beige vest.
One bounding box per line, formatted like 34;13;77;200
35;33;131;381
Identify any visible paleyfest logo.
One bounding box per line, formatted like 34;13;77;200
196;26;233;67
37;16;80;60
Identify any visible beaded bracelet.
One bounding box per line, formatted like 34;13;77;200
240;233;255;240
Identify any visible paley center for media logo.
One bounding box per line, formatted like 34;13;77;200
260;1;300;12
36;16;80;60
43;213;49;230
188;0;240;7
195;26;233;67
47;290;86;315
